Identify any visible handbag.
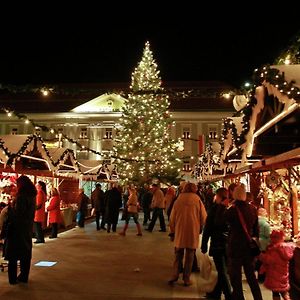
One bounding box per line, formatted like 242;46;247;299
235;206;261;257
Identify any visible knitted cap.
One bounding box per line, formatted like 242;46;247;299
232;184;246;201
270;229;284;242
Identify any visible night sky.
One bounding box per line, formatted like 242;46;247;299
0;5;299;89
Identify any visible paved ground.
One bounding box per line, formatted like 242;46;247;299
0;215;273;299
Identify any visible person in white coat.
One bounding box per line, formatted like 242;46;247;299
168;182;207;286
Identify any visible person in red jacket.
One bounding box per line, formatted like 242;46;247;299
259;229;295;300
47;188;62;239
34;181;47;244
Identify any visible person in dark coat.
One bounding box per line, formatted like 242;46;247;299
104;183;122;233
91;184;106;230
141;184;152;226
201;187;232;300
77;188;89;228
225;184;263;300
203;185;215;212
4;175;36;285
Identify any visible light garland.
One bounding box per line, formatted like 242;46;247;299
220;60;300;169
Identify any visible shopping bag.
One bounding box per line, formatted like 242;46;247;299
196;251;218;293
199;252;212;280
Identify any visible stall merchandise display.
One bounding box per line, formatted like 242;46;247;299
258;168;299;240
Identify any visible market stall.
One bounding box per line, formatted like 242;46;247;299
0;134;81;228
218;64;300;297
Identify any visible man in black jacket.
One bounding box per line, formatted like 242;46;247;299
91;184;106;230
201;187;232;300
225;184;263;300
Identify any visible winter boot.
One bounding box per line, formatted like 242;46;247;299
119;223;128;236
107;224;111;233
136;223;142;236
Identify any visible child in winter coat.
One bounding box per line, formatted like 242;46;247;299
259;229;295;300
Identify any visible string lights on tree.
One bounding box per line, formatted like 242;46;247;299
113;41;182;184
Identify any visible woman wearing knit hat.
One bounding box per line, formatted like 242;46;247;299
225;183;263;300
259;229;295;300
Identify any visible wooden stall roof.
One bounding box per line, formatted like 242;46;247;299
220;64;300;174
235;147;300;174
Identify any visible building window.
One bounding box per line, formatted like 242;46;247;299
11;128;18;135
182;161;191;172
182;127;191;139
55;128;63;138
79;128;88;139
104;128;113;139
35;127;41;136
208;126;218;139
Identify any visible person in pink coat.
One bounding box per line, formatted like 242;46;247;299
259;229;296;300
46;188;62;239
34;181;47;243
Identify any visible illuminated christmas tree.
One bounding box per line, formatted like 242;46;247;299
114;41;182;184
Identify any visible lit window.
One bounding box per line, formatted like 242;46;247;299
182;161;191;171
182;127;190;139
79;128;88;139
104;128;113;139
55;128;63;139
35;128;41;136
208;126;218;139
11;128;18;135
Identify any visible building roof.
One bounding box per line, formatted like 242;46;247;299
0;81;235;113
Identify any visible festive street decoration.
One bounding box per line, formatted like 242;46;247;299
274;30;300;65
0;134;120;180
0;134;77;171
219;63;300;174
113;41;182;184
193;142;221;181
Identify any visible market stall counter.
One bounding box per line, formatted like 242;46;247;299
60;207;76;228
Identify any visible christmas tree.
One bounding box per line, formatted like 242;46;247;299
113;41;182;184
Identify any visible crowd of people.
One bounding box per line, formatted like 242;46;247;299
0;177;297;300
199;183;295;300
86;180;296;300
0;176;64;284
